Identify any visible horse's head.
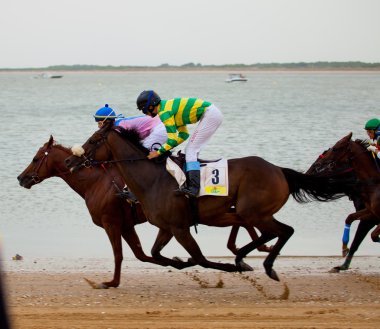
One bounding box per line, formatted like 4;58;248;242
65;121;114;173
306;133;354;176
18;135;57;188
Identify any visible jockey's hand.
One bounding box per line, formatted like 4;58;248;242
148;150;160;159
367;145;377;153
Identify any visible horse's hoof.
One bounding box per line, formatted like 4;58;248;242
266;269;280;281
237;260;253;272
84;278;109;289
329;266;341;273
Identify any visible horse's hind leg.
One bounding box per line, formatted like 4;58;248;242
151;228;195;270
172;227;239;272
227;225;271;255
236;218;294;281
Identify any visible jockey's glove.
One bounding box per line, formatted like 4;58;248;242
367;145;377;153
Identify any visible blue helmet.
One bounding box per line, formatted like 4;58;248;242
93;104;118;122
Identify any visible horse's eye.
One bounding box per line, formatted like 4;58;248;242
89;139;96;145
32;157;38;163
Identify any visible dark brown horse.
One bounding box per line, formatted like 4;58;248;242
17;136;269;287
307;133;380;269
64;123;352;281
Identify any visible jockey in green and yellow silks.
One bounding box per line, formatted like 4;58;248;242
136;90;223;198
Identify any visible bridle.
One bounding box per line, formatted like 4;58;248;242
30;143;70;183
71;127;153;171
312;140;368;175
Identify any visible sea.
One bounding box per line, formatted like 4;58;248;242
1;70;380;265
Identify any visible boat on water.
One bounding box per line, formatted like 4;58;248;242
33;73;63;79
225;73;248;83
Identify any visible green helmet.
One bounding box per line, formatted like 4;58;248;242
364;118;380;130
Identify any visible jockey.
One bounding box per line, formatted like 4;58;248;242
136;90;223;198
364;118;380;159
94;104;167;151
94;104;167;201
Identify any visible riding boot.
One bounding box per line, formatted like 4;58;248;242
176;170;200;198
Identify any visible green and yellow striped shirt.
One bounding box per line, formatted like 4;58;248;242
157;98;211;154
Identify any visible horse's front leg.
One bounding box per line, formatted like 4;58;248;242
151;228;195;269
85;221;123;289
331;219;377;272
342;209;374;255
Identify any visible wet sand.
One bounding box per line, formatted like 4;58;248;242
2;256;380;329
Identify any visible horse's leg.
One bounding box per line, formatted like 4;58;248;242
86;222;123;289
121;225;177;267
370;223;380;242
171;227;240;272
245;227;273;253
227;226;272;255
332;219;377;272
226;225;240;255
151;228;195;270
236;218;294;281
341;209;374;253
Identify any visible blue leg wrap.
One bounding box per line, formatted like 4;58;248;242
342;224;351;245
186;161;200;171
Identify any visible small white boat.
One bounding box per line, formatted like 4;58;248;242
225;73;248;83
33;73;63;79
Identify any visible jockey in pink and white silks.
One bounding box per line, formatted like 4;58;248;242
94;104;167;151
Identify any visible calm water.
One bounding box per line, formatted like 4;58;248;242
1;71;380;262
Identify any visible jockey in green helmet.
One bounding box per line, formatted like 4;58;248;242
364;118;380;159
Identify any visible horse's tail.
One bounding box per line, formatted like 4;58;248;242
281;167;354;203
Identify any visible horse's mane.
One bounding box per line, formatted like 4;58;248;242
354;138;370;149
113;127;149;153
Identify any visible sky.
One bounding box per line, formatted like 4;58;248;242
1;0;380;68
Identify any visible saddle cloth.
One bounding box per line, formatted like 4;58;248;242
166;158;229;197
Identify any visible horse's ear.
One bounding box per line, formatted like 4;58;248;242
48;135;54;147
347;132;353;140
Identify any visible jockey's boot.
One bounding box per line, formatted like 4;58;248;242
176;170;200;198
117;187;138;203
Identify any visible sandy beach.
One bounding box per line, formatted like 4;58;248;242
1;256;380;329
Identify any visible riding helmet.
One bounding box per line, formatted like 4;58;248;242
364;118;380;130
93;104;118;122
136;90;161;114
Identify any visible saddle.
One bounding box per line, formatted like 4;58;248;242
169;150;221;170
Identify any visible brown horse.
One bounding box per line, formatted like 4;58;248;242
64;123;352;281
307;136;379;272
307;133;380;248
17;136;269;287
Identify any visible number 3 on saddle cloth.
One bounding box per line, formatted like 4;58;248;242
166;157;229;197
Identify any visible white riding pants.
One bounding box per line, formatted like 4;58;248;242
185;104;223;163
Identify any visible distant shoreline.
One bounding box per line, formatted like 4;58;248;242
1;61;380;72
2;68;380;74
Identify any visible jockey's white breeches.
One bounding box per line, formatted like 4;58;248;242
185;104;223;163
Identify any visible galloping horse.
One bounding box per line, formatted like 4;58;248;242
17;136;269;287
307;133;380;270
65;123;352;281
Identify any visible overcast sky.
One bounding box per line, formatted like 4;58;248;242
1;0;379;68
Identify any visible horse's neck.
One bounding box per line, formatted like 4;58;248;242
108;136;169;200
351;143;380;180
52;147;106;198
